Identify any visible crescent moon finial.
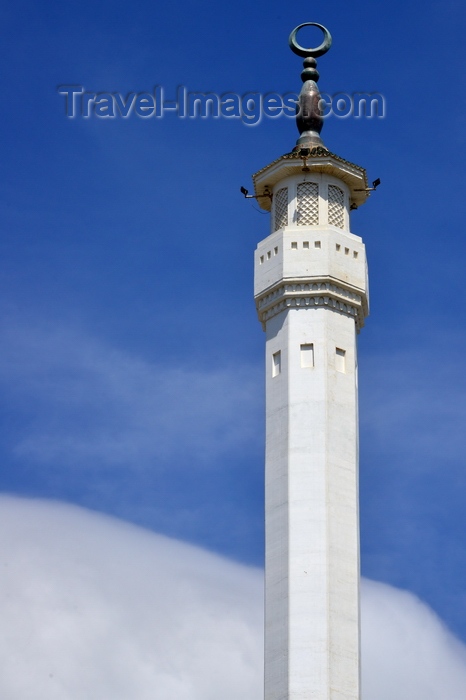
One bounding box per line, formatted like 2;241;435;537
288;23;332;151
288;23;332;59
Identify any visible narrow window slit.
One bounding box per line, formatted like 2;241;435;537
272;351;281;377
336;348;346;373
301;344;314;368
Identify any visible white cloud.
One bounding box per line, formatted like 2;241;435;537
1;496;466;700
361;578;466;700
0;320;261;469
0;496;263;700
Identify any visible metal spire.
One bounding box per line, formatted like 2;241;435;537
288;22;332;151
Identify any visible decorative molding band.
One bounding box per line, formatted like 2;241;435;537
255;278;368;331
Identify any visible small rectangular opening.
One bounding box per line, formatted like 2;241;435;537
336;244;341;251
336;348;346;373
267;251;271;259
300;344;314;368
345;247;349;255
314;241;321;248
353;251;358;258
272;351;281;377
274;247;278;255
260;255;264;264
291;242;298;250
303;241;309;249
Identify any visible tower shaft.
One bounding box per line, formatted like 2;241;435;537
265;304;360;700
254;169;369;700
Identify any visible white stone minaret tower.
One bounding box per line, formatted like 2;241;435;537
251;23;371;700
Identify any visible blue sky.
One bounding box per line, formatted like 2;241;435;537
1;0;466;647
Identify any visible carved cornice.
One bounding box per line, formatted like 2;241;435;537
255;278;368;331
253;147;366;179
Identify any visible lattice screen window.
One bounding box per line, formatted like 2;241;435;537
297;182;319;225
274;187;288;231
328;185;345;228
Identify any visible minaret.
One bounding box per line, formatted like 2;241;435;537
252;24;370;700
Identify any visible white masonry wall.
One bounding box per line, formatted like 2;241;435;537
255;172;368;700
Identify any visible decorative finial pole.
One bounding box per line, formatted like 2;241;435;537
288;22;332;150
